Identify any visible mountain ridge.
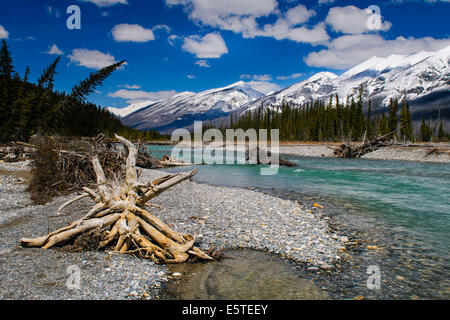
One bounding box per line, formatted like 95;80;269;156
118;45;450;131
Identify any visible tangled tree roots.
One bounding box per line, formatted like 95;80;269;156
20;134;214;263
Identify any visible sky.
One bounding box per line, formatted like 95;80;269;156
0;0;449;110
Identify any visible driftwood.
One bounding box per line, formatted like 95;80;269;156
334;130;396;158
20;135;214;263
246;147;297;167
160;154;201;167
0;142;33;162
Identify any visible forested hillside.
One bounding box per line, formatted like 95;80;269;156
0;40;165;143
220;88;448;143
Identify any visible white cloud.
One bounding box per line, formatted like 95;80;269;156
182;32;228;58
79;0;128;7
325;6;391;34
276;73;304;80
286;5;316;25
121;84;141;89
262;21;329;43
166;0;278;25
111;24;155;42
108;89;178;104
246;81;281;95
240;74;272;81
304;34;450;69
68;49;120;69
153;25;172;34
166;0;328;44
168;34;182;46
187;74;196;79
46;44;64;55
0;25;9;39
195;59;210;67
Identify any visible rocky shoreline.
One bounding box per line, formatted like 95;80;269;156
0;163;346;300
278;143;450;163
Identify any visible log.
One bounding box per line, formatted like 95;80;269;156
334;130;397;158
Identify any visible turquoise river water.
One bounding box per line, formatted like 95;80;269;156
149;145;449;299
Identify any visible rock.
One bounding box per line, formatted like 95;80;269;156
367;245;378;250
396;275;405;281
340;236;349;243
307;266;319;271
353;295;364;300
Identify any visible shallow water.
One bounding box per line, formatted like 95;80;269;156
149;145;450;299
163;250;328;300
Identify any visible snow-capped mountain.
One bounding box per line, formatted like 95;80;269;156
243;46;450;113
121;46;449;132
122;81;264;131
106;100;157;118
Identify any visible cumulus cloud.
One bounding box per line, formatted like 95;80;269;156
0;25;9;39
111;24;155;42
195;60;210;67
78;0;128;7
46;44;64;55
286;4;316;25
325;5;391;34
166;0;328;44
68;49;120;69
276;73;304;80
186;74;196;79
108;89;178;104
182;32;228;58
304;34;450;69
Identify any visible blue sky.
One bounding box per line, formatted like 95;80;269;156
0;0;449;109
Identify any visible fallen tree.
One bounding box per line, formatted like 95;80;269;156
20;134;214;263
334;130;396;159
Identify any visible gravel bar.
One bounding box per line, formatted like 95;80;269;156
0;166;345;300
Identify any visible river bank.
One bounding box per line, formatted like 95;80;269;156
0;163;347;300
166;142;450;163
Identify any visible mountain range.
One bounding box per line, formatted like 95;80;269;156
113;46;450;132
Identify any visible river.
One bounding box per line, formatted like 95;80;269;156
149;145;449;299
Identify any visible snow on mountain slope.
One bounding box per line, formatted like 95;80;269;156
106;100;157;118
120;46;449;132
242;72;338;112
243;46;450;113
122;82;264;131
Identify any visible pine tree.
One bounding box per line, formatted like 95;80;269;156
71;60;126;102
437;121;446;142
0;40;14;79
420;115;432;142
24;67;30;82
37;57;60;90
388;98;399;138
400;101;412;141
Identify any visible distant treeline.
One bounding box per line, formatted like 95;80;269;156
0;40;166;143
211;86;448;142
